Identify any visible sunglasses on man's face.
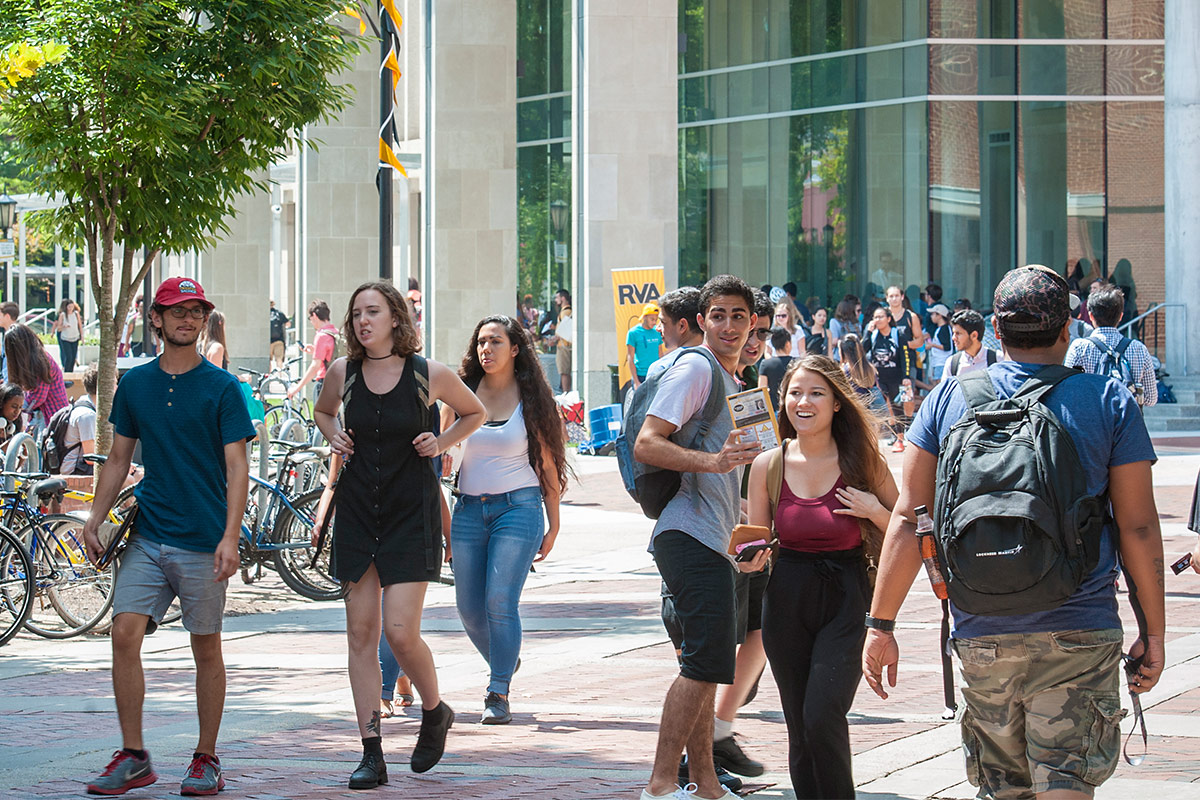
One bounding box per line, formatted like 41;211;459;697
753;328;771;341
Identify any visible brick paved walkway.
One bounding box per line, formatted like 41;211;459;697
2;440;1199;799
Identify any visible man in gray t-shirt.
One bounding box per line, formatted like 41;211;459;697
635;275;766;800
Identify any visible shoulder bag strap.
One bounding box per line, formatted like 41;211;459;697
766;440;787;529
949;352;961;375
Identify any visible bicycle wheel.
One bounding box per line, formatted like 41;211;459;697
42;515;116;636
270;489;346;601
0;526;34;646
263;404;305;441
18;516;113;639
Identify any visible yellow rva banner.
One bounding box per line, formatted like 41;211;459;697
611;266;665;388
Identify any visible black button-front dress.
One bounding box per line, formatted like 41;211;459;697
332;358;442;585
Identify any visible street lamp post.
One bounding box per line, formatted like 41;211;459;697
0;192;16;305
549;198;568;293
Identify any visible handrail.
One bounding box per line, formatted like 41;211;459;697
1116;302;1188;375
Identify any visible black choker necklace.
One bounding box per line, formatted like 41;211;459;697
365;353;395;360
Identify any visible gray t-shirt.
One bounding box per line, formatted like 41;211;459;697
646;348;742;559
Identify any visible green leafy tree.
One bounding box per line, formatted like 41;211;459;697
0;0;358;452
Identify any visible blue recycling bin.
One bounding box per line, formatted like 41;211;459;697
583;404;623;454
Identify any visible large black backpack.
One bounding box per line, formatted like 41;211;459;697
933;365;1107;615
615;347;726;519
40;397;95;475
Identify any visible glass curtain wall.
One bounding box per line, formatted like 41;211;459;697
680;0;1163;315
926;0;1163;310
517;0;572;316
678;0;928;306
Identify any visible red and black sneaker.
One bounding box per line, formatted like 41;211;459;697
87;750;158;795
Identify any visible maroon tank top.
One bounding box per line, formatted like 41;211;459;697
775;465;863;553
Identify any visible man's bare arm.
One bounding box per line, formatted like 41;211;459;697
1110;460;1166;693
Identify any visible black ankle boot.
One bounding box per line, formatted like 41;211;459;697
410;702;454;773
349;748;388;789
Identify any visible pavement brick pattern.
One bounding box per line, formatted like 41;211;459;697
2;442;1199;799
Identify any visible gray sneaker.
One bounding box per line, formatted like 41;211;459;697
180;753;225;796
87;750;157;795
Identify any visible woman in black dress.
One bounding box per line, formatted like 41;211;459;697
314;282;485;789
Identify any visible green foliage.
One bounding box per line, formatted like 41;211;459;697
0;0;358;255
0;0;360;451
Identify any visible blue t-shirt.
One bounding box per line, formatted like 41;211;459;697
626;325;664;377
111;358;256;552
907;360;1155;639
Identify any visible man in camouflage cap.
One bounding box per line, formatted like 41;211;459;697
862;264;1165;799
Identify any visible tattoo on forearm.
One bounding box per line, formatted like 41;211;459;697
367;710;381;737
1154;558;1165;590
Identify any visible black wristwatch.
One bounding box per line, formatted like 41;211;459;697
864;614;896;633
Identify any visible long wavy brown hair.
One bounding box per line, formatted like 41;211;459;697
458;315;570;496
776;354;887;560
4;324;54;390
342;281;421;360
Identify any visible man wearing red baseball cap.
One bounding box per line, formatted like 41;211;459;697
83;277;255;796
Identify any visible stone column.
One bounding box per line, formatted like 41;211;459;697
577;0;679;410
1165;0;1200;376
425;0;518;364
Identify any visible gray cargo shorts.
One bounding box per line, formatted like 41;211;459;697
112;536;227;635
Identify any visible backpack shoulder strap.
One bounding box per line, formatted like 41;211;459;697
985;348;997;366
949;352;962;375
1011;364;1080;405
411;354;432;426
1088;332;1117;358
766;440;787;526
1115;336;1133;360
341;359;360;407
957;371;997;409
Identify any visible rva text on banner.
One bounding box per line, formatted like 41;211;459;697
610;267;665;390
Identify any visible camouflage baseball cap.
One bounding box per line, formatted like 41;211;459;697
992;264;1069;333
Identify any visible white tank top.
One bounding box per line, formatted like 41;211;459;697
458;402;541;496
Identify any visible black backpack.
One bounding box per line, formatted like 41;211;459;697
933;366;1107;616
615;347;726;519
1088;333;1142;405
40;397;95;475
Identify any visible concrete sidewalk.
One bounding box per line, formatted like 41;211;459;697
2;443;1199;799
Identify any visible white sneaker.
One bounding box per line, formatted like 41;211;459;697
640;784;692;800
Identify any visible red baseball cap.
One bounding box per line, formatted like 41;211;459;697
154;277;214;309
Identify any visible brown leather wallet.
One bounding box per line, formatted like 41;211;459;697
728;523;772;556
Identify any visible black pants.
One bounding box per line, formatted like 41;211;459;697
58;337;79;373
762;548;870;800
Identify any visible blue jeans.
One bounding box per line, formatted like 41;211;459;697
452;486;545;694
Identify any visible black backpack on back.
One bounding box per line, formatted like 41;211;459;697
40;397;95;475
1087;333;1142;405
933;366;1107;615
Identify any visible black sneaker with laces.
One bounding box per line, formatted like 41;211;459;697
712;733;764;777
678;754;743;793
348;750;388;789
410;702;454;773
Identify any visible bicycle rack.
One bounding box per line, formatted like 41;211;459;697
276;417;305;445
254;421;271;515
3;432;40;492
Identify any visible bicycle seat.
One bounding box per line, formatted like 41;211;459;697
270;439;316;451
31;477;68;499
83;454;108;465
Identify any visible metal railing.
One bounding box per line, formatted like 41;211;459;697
1117;302;1188;375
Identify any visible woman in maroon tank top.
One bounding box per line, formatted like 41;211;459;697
746;355;898;799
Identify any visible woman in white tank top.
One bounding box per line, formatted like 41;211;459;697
445;314;568;726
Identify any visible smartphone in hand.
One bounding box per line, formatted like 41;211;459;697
1171;553;1192;575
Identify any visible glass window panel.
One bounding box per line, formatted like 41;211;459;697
930;44;979;95
517;100;549;143
1106;45;1164;96
517;146;572;308
517;0;571;99
1106;101;1163;352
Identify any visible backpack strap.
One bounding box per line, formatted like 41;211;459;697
985;348;997;366
410;355;439;572
766;439;787;528
682;347;730;511
1011;364;1080;407
1115;336;1133;361
949;352;961;376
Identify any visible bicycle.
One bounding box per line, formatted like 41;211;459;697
0;523;35;646
240;357;314;438
239;439;344;601
0;472;128;638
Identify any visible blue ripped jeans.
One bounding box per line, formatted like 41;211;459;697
451;487;545;695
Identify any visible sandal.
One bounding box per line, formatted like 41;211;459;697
396;675;414;707
380;698;395;719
